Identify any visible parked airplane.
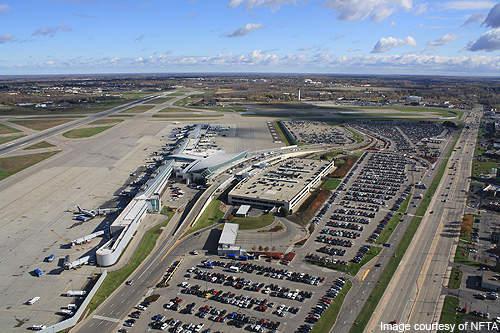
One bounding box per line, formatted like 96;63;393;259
77;206;97;218
72;205;118;222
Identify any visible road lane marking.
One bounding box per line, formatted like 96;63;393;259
93;315;120;323
361;269;370;281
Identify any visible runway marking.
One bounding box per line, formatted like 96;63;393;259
92;315;120;323
361;269;370;281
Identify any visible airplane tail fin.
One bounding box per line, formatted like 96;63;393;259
77;205;82;213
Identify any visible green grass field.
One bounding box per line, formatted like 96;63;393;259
11;118;75;131
152;113;222;119
338;105;463;119
158;107;189;113
186;199;224;235
229;214;274;230
149;97;174;104
24;141;56;150
87;210;173;313
438;296;463;332
345;127;364;143
322;178;342;191
88;118;124;125
454;242;480;267
274;121;295;145
0;151;60;181
62;125;114;138
448;267;462;289
311;280;352;333
173;94;204;107
0;123;21;134
0;134;25;145
122;105;154;113
472;160;497;178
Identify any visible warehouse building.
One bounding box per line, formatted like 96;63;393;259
228;158;335;214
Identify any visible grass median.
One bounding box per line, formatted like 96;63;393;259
229;213;274;230
122;105;154;113
63;125;114;139
0;151;60;181
345;127;364;144
24;141;56;150
311;280;352;333
274;121;295;145
11;118;74;131
448;267;462;289
349;132;460;333
321;177;342;191
87;210;173;313
0;123;21;134
0;134;25;145
186;199;224;235
438;296;463;332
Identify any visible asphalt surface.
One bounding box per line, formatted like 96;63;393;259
0;96;157;156
365;109;481;332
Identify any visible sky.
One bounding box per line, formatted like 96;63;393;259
0;0;499;76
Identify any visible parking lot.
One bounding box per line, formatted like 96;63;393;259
302;151;419;268
117;253;344;333
281;121;353;145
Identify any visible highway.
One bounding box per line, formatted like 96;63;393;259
365;109;481;332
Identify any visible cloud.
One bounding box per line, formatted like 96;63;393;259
32;25;72;37
13;51;499;76
226;23;263;37
415;3;428;15
483;3;500;28
443;1;494;10
228;0;296;10
371;36;417;53
0;3;9;13
428;33;457;47
135;34;145;42
325;0;413;22
467;28;500;51
0;33;14;43
462;13;486;26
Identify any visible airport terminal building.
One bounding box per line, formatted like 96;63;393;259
228;158;335;214
96;161;173;267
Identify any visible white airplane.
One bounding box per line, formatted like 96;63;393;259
72;206;118;222
76;206;97;218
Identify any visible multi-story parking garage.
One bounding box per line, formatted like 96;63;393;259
228;158;335;214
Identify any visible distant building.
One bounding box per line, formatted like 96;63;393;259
406;96;422;105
